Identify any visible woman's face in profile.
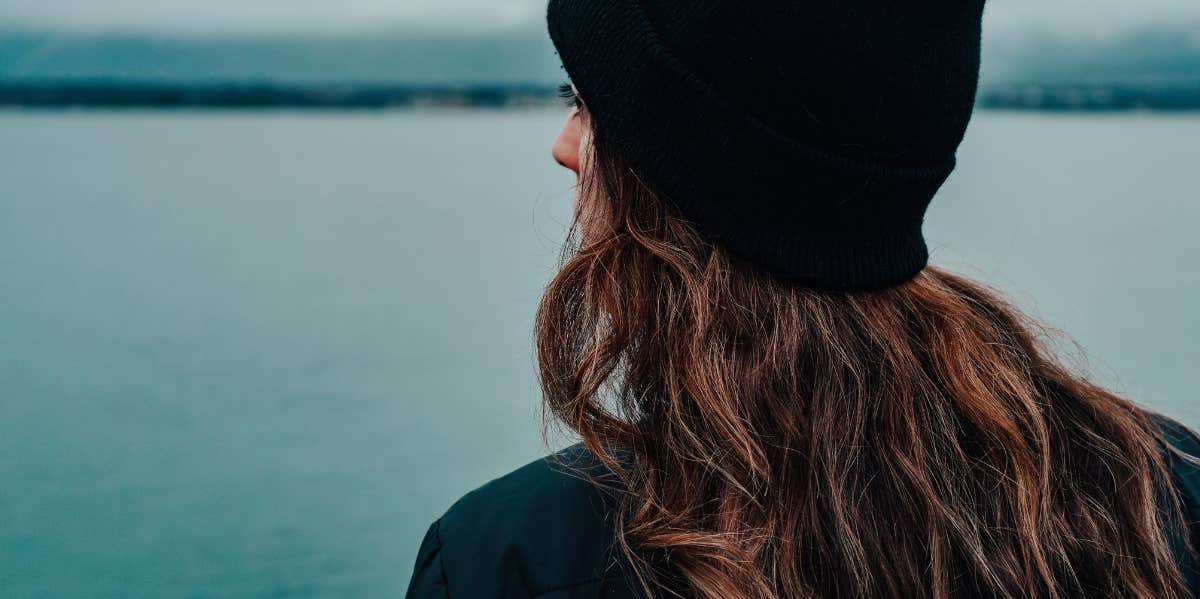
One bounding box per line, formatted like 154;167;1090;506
550;84;589;214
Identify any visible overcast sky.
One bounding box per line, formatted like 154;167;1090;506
2;0;1199;35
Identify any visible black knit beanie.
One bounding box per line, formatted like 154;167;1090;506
547;0;987;291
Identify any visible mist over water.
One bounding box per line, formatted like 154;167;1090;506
1;110;1197;598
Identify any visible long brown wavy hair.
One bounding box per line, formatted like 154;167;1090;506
534;123;1194;598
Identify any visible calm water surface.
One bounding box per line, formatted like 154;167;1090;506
1;110;1197;598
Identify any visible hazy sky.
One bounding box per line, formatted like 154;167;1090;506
2;0;1199;35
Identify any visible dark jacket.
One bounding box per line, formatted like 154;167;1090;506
406;413;1200;598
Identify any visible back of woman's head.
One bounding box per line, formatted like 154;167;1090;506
537;1;1195;597
535;123;1193;598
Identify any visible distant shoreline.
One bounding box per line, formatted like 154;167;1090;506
2;81;1200;112
0;81;556;110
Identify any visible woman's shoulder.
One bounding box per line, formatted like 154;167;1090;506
405;443;642;599
1143;410;1200;590
1146;411;1200;482
435;443;622;549
1143;410;1200;518
1150;412;1200;518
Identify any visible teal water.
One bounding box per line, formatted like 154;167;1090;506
1;110;1197;598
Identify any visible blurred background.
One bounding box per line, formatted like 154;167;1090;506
1;1;1198;597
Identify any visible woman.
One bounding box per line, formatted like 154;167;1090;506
407;1;1200;597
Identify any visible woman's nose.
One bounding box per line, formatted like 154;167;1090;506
551;111;581;174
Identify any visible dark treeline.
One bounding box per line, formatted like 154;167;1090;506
980;83;1200;112
0;81;560;110
3;80;1200;111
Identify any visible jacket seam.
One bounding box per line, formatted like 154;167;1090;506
432;519;452;599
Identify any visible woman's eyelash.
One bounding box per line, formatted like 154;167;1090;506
557;82;578;108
